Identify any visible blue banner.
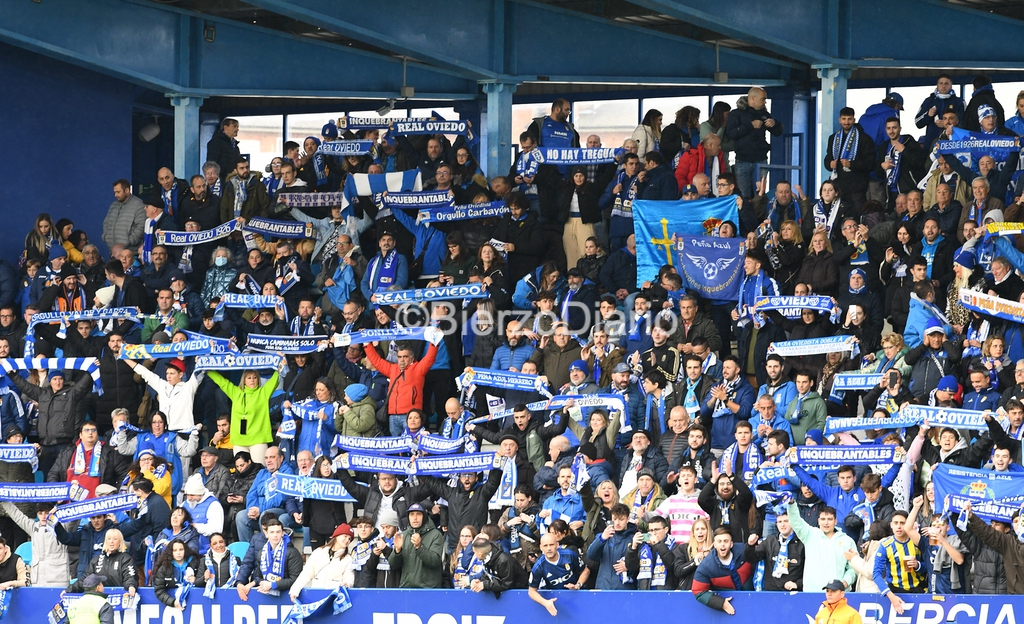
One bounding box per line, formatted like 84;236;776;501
267;473;356;503
475;394;628;423
17;587;1024;624
457;368;547;394
937;129;1020;172
417;201;508;224
943;494;1020;523
823;413;920;435
677;236;745;302
243;217;314;239
932;463;1024;505
830;374;884;391
319;140;375;156
632;196;739;288
247;335;329;355
0;445;40;473
213;293;282;321
388;119;468;136
279;192;347;208
332;327;434;348
0;482;86;502
373;284;489;306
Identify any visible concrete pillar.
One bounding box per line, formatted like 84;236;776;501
481;81;517;179
172;95;204;178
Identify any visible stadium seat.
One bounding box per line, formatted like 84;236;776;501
14;542;31;567
227;541;249;560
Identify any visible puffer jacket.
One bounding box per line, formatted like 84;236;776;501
1;502;68;586
956;521;1007;594
46;441;121;488
475;540;528;595
153;556;205;607
291;546;355;592
200;265;239;306
102;195;146;249
96;350;142;420
725;96;783;162
334;396;377;437
68;549;137;592
8;373;92;446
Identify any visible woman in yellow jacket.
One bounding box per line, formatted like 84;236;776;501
127;444;173;507
208;367;280;465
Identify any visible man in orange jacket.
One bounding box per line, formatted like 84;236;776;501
364;331;440;436
814;579;863;624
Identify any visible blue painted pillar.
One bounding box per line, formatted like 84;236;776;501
817;67;849;178
172;95;204;178
481;81;517;180
768;86;795;189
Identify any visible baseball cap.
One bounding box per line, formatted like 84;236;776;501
823;579;846;591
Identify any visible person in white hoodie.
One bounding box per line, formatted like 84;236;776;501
182;473;225;553
0;501;68;586
290;523;355;597
122;357;204;432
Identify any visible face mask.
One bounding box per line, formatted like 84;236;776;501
214;256;227;267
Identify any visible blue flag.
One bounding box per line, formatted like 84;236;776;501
632;196;739;289
932;463;1024;506
677;236;745;302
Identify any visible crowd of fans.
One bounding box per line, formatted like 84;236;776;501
0;75;1023;615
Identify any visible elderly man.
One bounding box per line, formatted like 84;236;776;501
675;134;727;193
236;446;297;542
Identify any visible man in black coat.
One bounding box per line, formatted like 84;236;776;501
563;268;599;332
147;167;193;230
875;117;927;212
206;118;241;182
334;471;419;531
119;478;171;567
491;191;544;283
824;107;877;212
469;537;528;595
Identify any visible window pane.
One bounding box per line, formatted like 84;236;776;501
286;113;341;146
573;99;639;151
512;103;551;146
845;88;886;122
234;115;283;177
643;97;709;125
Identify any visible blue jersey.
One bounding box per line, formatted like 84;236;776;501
529;549;585;589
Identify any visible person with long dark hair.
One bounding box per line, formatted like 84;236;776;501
631;109;663;158
152;539;204;608
559;166;601;268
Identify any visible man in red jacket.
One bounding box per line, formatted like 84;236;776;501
364;332;440;436
675;134;728;193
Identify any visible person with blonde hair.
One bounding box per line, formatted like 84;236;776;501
67;528;138;597
208;364;282;464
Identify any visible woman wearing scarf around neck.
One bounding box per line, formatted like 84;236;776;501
289;523;356;597
159;507;201;555
801;180;853;249
203;532;240;589
881;223;919;325
153;539;204;608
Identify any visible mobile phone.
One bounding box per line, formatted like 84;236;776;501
641;533;651;543
888;371;898;387
239;419;248;436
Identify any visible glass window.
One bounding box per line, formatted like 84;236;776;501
844;88;885;122
234;115;283;177
643;97;709;126
511;103;551;146
286;113;342;147
992;81;1024;121
891;86;935;123
573;99;639;151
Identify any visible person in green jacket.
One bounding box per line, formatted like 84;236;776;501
335;383;377;437
388;504;444;588
208;367;280;465
784;371;828;445
786;500;857;591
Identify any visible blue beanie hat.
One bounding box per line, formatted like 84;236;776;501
569;359;589;375
937;375;958;393
345;383;368;402
321;120;339;139
924;317;944;335
805;429;825;445
48;370;64;381
954;250;975;269
50;244;67;260
137;438;157;459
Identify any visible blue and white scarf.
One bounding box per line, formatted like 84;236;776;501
202;549;239;599
766;196;802;231
279;192;347;208
812;199;842;237
194;353;283;371
267;473;356;503
885;138;905;191
142;218;157;265
417;201;508;225
900;404;988;429
212;293;282;322
284;585;353;624
767;335;859;357
119;339;212;360
72;440;102;477
374;283;489;306
471;394;627;424
335;451;497;476
959;288;1024;326
332;327;434;348
0;445;41;473
457;367;550;395
720;443;763;483
644;392;667;433
823;413;920;435
181;330;236;354
442;410;470;439
0;358;101;394
53;493;138;523
754;295;840;323
260;534;290;589
788;445;906;466
0;482;87;502
388;119;468;136
158;220;240;246
248;334;328;355
610;171;639;218
366;249;400;297
230;175;249;218
533;147;624;165
773;532;795;578
289;316;318;337
832;128;860;163
320;140;374;157
488;457;517;509
279;400;333;456
244;217;314;240
26;307;139;357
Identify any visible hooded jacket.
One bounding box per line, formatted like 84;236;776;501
474;539;529;595
0;501;68;587
388;515;445;588
586;522;639;589
8;373;92;446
